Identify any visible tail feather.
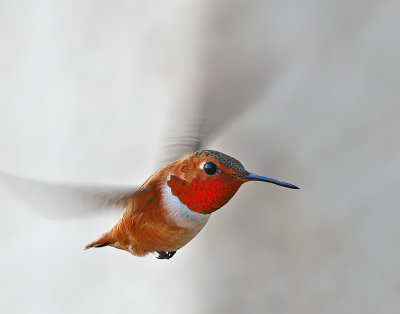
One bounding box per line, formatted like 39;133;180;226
85;232;114;249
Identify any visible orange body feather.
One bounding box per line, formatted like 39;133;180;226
86;161;200;256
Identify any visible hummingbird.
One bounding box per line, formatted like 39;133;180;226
85;149;298;259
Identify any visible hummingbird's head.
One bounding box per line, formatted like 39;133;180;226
166;150;298;215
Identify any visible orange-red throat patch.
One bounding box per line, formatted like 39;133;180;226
167;175;244;214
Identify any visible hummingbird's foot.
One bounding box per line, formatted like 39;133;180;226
156;251;176;259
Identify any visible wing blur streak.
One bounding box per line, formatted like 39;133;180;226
1;172;138;219
157;19;280;166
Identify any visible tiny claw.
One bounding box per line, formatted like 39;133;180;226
156;251;170;259
156;251;176;259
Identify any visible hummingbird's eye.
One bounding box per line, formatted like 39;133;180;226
203;161;217;175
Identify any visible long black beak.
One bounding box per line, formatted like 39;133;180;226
243;173;299;189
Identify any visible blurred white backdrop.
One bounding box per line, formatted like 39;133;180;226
1;1;400;314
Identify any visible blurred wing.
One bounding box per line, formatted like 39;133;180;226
1;172;139;219
158;17;280;165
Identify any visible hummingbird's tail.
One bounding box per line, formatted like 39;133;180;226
85;231;114;249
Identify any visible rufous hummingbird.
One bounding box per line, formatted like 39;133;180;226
85;150;298;259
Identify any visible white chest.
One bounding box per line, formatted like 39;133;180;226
161;177;210;229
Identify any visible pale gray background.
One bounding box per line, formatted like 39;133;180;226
1;1;399;313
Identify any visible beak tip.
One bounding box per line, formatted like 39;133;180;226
244;173;299;190
278;183;300;190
